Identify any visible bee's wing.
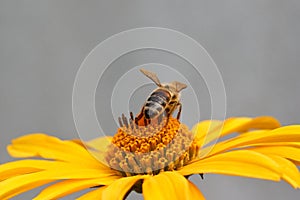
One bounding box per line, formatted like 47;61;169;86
172;81;187;92
140;68;162;86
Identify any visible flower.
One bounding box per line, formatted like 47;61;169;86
1;116;300;199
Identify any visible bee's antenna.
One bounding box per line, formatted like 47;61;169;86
140;68;162;87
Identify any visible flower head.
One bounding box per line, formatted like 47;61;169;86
106;117;198;177
1;116;300;199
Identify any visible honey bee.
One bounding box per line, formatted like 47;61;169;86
134;68;187;126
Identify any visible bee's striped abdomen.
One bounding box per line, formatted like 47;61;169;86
144;89;171;119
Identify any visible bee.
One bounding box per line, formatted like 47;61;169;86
133;68;187;126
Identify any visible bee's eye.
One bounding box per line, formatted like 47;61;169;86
165;85;169;89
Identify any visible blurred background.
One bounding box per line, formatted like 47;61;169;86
1;1;300;199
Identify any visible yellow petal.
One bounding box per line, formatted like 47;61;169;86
76;186;107;200
251;146;300;163
86;136;112;151
204;125;300;157
193;116;280;147
192;119;223;141
83;137;113;166
102;175;147;200
243;142;300;148
188;180;206;200
34;177;119;200
0;163;117;199
0;160;62;181
201;130;268;157
261;125;300;142
7;133;104;168
72;136;112;152
268;155;300;188
143;171;205;200
222;116;280;133
179;150;281;181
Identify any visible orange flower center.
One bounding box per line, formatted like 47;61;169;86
105;117;199;177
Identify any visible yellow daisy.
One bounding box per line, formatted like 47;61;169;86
1;115;300;199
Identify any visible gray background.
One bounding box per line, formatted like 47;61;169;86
1;0;300;199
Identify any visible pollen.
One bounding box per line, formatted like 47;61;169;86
105;116;199;176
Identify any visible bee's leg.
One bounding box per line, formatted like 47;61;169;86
144;117;149;126
158;114;163;125
165;117;169;125
176;102;182;120
135;108;144;125
165;113;170;126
